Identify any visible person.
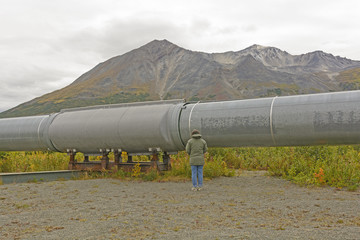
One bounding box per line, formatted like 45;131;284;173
186;129;208;191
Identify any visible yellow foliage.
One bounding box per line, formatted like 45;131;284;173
54;99;65;104
131;163;141;177
337;67;360;83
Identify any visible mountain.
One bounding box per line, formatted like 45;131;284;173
1;39;360;118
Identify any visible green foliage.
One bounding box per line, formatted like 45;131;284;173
111;168;128;178
166;151;191;177
267;88;282;96
339;82;360;90
0;151;68;172
260;83;301;97
208;147;271;170
141;168;159;181
188;95;200;102
0;152;8;159
203;155;235;178
165;151;235;179
227;145;360;190
2;145;360;190
337;67;360;90
205;145;360;190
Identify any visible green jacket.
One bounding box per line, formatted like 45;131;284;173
186;133;208;166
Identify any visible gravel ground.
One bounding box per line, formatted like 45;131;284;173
1;171;360;240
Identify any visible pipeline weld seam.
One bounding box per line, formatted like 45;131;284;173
269;96;277;145
37;117;47;147
177;104;187;148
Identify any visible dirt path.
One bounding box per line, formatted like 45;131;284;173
1;171;360;239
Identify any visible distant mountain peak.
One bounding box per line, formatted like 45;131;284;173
142;39;180;49
2;39;360;118
246;44;269;50
136;39;184;58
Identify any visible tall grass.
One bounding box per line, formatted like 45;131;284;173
0;151;68;172
208;145;360;190
165;151;235;179
1;145;360;189
267;145;360;189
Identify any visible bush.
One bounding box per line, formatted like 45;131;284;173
264;146;360;190
2;145;360;190
203;155;235;178
0;151;68;172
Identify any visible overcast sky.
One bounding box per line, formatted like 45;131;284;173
1;0;360;112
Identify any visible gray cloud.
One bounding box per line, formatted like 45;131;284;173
1;0;360;112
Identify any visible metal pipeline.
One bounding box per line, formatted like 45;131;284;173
180;90;360;147
0;90;359;154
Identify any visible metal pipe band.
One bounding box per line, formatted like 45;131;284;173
269;96;278;145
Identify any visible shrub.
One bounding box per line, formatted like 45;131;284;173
2;145;360;190
0;151;68;172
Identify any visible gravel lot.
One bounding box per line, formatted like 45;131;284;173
1;171;360;240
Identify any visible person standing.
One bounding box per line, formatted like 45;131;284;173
186;129;208;191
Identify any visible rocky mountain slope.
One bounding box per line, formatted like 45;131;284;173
1;39;360;118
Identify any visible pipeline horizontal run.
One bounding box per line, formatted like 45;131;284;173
0;90;360;154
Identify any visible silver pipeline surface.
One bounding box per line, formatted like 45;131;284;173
180;90;360;147
1;90;360;153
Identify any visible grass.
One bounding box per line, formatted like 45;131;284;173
1;145;360;190
0;151;69;172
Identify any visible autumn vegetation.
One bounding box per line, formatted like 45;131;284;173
1;145;360;190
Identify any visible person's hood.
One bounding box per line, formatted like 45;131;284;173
192;133;202;139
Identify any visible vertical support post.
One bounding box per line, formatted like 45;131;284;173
151;149;159;170
101;152;109;170
68;150;77;170
127;155;133;163
84;155;89;162
163;152;171;170
114;150;122;170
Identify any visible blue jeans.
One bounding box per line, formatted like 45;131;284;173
191;165;203;188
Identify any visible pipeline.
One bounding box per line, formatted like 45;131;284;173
0;90;360;155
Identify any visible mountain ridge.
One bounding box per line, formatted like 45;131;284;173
1;39;360;118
